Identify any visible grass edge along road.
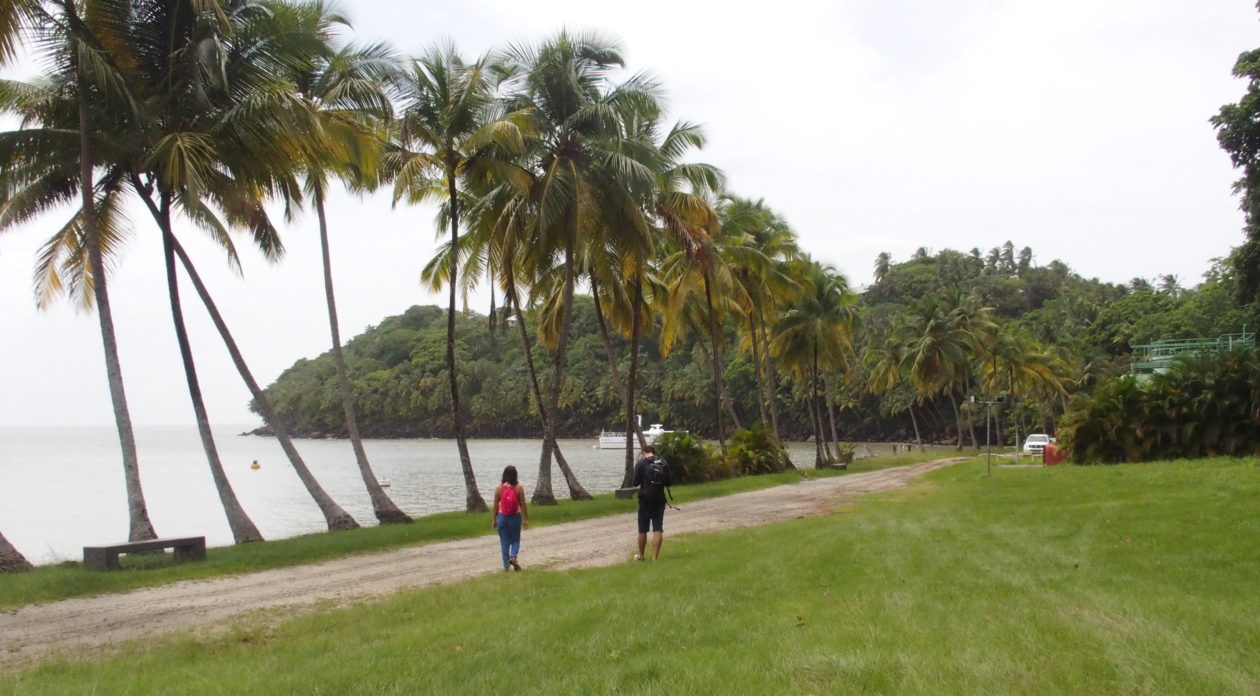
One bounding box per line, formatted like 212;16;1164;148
0;451;943;609
4;456;1260;694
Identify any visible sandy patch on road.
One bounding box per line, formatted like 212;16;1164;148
0;457;964;667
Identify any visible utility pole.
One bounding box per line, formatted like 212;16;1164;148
972;395;1005;477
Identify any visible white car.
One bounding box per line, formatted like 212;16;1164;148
1022;433;1053;456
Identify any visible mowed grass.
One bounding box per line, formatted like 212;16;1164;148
5;456;1259;694
0;452;939;609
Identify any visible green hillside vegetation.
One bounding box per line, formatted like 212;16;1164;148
257;246;1256;448
5;457;1259;694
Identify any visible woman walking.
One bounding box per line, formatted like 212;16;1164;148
492;466;529;571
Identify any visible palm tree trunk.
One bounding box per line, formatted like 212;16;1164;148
811;345;825;468
825;375;842;448
589;276;646;448
534;244;580;505
157;196;263;543
445;169;487;513
505;268;591;501
161;229;358;532
749;314;769;427
758;313;782;439
702;272;728;455
951;394;965;449
622;275;644;488
315;185;410;524
77;71;156;543
908;402;924;450
0;529;32;573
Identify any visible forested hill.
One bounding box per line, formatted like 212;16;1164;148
253;245;1253;442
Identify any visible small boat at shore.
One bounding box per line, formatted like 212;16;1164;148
597;423;676;449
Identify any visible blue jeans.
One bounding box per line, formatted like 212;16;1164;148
497;513;522;568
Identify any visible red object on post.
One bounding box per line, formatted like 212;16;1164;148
1042;443;1067;466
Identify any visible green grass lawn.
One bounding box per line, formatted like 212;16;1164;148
0;452;938;609
7;454;1258;695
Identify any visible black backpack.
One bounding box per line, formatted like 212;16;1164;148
642;457;672;504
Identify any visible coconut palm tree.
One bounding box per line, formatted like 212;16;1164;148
899;291;994;449
497;30;661;503
0;0;161;543
598;113;723;482
276;0;409;523
720;197;801;437
117;0;355;532
392;41;535;512
771;261;859;467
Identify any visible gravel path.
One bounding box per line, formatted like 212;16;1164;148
0;457;964;666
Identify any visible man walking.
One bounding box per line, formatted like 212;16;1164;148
632;445;671;561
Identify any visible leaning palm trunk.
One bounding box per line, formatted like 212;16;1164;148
748;314;769;427
157;204;263;543
506;271;591;501
444;173;487;513
908;402;924;450
315;187;410;524
758;313;782;440
951;394;965;449
811;345;826;468
696;339;744;432
161;231;358;531
702;272;728;454
77;73;156;543
534;245;580;505
825;375;842;451
0;529;32;573
589;277;646;448
621;276;644;488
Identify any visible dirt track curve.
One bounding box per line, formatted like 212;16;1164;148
0;457;963;666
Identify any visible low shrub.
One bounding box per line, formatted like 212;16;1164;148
654;431;719;484
727;423;793;476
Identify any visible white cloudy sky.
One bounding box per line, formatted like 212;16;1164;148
1;0;1256;427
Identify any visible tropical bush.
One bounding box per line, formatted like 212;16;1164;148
654;431;723;484
727;423;793;476
1059;347;1260;463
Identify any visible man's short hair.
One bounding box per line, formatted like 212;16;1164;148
642;445;656;455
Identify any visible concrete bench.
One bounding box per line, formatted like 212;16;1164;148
83;536;206;571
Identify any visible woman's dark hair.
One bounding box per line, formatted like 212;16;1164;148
501;465;519;485
642;445;656;455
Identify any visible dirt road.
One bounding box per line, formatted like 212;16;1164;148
0;458;962;666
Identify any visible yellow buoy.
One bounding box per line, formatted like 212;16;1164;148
250;460;260;470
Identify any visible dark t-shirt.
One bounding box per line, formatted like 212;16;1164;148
632;456;671;503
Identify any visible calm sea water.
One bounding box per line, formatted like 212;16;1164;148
0;426;906;566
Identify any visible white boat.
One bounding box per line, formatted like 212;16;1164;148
597;422;675;449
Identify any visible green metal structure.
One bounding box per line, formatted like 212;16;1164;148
1130;331;1255;376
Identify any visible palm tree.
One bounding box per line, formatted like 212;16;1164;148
277;0;409;523
865;325;923;448
118;0;356;532
771;261;859;467
612;114;723;481
497;31;660;503
900;291;994;449
393;41;533;513
873;251;891;284
721;197;801;438
0;0;160;543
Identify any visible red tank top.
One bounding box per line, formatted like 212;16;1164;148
498;484;520;515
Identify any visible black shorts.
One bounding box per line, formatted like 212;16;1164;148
637;498;666;533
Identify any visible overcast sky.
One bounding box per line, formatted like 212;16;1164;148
1;0;1257;428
